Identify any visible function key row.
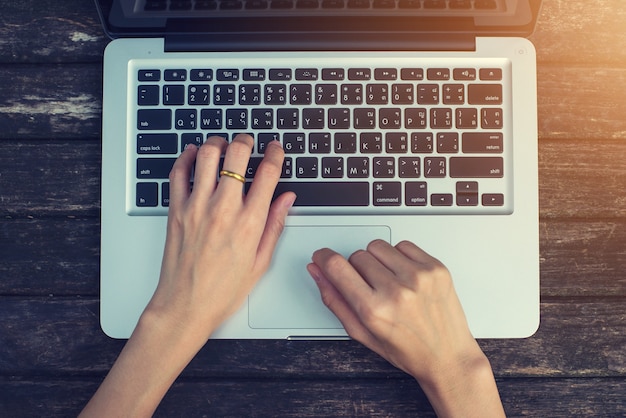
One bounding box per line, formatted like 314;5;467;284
138;67;502;82
144;0;498;12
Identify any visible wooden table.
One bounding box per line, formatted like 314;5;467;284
1;1;624;415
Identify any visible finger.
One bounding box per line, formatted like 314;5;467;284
363;239;424;277
307;263;382;349
217;134;254;195
310;248;374;315
252;191;296;277
168;143;198;211
192;136;227;201
347;248;395;290
394;240;444;268
245;140;285;210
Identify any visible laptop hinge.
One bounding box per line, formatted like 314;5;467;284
164;33;476;53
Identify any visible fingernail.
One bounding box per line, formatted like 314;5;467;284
184;143;197;151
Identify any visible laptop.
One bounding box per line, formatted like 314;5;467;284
96;0;541;339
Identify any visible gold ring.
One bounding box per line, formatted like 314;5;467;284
219;169;246;184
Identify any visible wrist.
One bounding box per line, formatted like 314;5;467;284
416;347;505;418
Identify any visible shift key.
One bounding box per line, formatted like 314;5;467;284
450;157;503;178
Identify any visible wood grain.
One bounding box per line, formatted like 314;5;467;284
0;0;625;416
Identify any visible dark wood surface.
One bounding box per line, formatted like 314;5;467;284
1;1;625;416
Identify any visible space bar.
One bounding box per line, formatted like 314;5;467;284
272;182;370;206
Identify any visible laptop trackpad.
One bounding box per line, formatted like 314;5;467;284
248;225;391;330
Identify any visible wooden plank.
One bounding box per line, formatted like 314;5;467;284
2;64;625;141
1;140;624;218
0;377;624;417
2;0;626;66
1;217;625;297
0;1;107;64
0;298;623;378
530;0;626;65
0;66;102;140
0;218;100;296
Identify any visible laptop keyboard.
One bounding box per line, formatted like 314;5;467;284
132;54;511;215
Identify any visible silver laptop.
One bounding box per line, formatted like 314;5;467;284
97;0;541;339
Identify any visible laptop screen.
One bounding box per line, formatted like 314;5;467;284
95;0;541;38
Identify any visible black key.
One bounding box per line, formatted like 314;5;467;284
137;158;177;179
302;108;325;129
462;133;503;153
309;133;332;153
277;108;299;129
269;68;292;80
284;133;306;153
411;132;434;153
181;133;203;149
453;68;476;80
373;157;395;178
348;68;371;80
379;108;402;129
225;109;247;129
295;68;319;80
290;84;312;105
257;133;280;153
138;85;159;105
468;84;503;104
360;132;383;153
431;193;453;206
272;182;369;206
138;70;161;82
347;157;369;178
200;109;223;129
427;68;450;80
450;157;503;178
217;69;239;81
137;133;178;154
322;68;345;80
137;109;171;130
405;182;427;206
424;157;446;177
480;68;503;81
251;108;274;129
399;157;421;178
162;182;170;207
163;85;185;105
321;157;344;178
243;68;265;80
175;109;197;129
430;108;453;129
190;69;213;81
385;132;408;153
436;133;459;153
482;193;504;206
136;183;158;207
341;84;363;104
374;68;397;80
354;108;376;129
328;108;350;129
334;133;357;153
188;85;210;105
401;68;424;80
456;181;479;206
315;84;338;105
214;85;236;105
373;182;401;206
164;69;187;81
296;157;318;178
